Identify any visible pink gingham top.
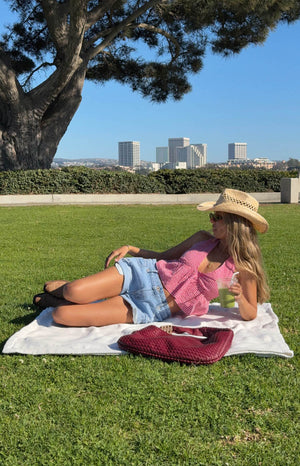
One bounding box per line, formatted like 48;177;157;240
156;238;235;317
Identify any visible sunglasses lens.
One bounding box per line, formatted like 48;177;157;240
209;213;223;221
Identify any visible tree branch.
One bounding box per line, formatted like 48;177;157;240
40;0;87;59
22;61;55;88
28;1;88;112
136;22;181;59
0;52;23;105
86;0;121;29
86;0;163;60
40;0;70;51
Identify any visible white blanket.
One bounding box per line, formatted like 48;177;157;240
2;303;294;358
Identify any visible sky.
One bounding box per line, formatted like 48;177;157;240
1;2;300;163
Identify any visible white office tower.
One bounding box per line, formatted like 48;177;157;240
118;141;140;167
168;138;190;165
228;143;247;161
175;143;207;168
187;144;207;168
156;147;169;164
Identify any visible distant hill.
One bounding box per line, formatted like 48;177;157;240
52;158;152;168
53;157;118;166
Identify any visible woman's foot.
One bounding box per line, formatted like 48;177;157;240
43;280;69;298
33;292;69;310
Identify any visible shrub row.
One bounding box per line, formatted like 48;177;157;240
0;167;163;194
0;166;297;195
148;168;296;193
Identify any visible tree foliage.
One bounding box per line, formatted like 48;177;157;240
0;0;300;169
286;157;300;167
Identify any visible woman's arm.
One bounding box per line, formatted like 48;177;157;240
229;270;258;320
105;230;213;268
105;244;160;268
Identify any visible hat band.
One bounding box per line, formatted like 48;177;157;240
221;192;258;212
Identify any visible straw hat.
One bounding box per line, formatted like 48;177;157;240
197;188;269;233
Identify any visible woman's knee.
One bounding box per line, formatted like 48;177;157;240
63;281;86;303
52;305;70;325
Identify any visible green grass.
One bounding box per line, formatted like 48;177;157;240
0;204;299;465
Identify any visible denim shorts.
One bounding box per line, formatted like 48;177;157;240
114;257;171;324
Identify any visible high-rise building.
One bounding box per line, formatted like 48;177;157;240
176;146;188;163
228;143;247;161
168;138;190;165
175;143;207;168
187;144;207;168
118;141;140;167
156;147;169;164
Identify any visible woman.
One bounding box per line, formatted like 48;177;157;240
33;189;269;325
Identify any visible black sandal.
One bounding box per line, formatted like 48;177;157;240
33;293;67;310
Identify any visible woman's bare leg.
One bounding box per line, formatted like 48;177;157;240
52;296;133;327
46;267;124;304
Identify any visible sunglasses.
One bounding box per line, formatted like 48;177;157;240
209;213;223;222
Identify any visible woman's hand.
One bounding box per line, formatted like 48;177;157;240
229;282;243;303
229;271;258;321
105;245;130;268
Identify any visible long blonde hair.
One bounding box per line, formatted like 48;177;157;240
223;213;269;303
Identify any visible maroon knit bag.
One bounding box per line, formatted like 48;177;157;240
118;325;234;365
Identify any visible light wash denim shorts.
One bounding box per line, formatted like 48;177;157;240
114;257;171;324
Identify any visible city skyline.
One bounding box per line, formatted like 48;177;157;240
1;3;299;164
56;19;300;164
55;137;288;165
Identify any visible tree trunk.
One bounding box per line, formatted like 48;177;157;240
0;68;86;171
0;110;48;170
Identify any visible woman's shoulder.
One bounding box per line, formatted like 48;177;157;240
191;230;215;244
235;269;257;282
188;232;217;251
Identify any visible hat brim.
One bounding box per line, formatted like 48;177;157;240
197;201;269;234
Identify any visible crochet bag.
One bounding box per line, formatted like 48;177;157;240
118;325;234;365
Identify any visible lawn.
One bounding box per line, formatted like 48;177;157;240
0;204;299;465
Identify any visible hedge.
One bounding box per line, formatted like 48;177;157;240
0;166;297;195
